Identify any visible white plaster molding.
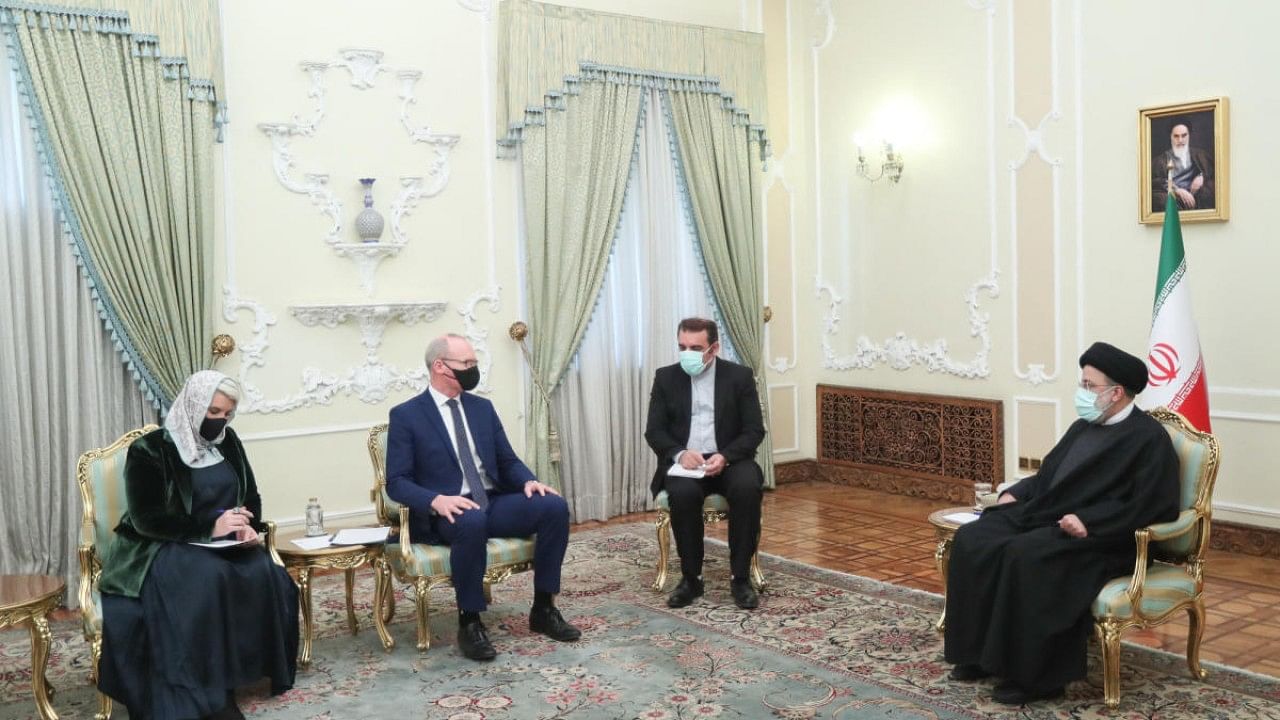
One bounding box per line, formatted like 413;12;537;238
811;0;835;49
238;421;380;443
257;48;460;295
455;0;493;21
290;302;448;360
1008;0;1064;385
458;287;503;395
812;0;999;379
1074;0;1085;356
762;1;799;376
1209;410;1280;425
1213;501;1280;527
1212;386;1280;398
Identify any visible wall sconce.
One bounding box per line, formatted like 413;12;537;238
854;140;904;184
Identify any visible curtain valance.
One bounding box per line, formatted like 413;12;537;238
497;0;768;158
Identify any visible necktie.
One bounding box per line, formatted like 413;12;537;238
447;399;489;509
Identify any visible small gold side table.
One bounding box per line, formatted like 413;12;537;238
927;506;979;633
276;529;392;666
0;574;64;720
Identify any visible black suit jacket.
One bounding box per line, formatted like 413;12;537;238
644;358;766;497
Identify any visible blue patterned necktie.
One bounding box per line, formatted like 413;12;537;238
446;399;489;509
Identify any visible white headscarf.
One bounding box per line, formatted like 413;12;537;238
164;370;238;468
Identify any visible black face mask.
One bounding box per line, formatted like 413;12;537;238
200;417;228;442
450;365;481;392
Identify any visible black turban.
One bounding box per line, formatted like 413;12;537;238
1079;342;1148;395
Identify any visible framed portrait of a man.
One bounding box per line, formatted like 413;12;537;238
1139;97;1229;224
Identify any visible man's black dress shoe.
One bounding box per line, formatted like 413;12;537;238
991;681;1064;705
206;692;245;720
457;619;497;661
666;577;705;608
529;605;582;642
948;663;992;682
730;579;759;610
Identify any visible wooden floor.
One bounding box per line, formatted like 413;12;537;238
587;480;1280;679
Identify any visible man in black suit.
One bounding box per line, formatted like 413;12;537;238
644;317;766;610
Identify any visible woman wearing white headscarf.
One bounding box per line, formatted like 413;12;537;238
97;371;298;720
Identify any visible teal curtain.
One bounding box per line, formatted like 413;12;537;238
664;89;773;488
521;79;645;488
1;3;219;406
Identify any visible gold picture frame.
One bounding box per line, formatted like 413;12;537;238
1139;97;1229;224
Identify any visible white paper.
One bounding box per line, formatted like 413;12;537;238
290;535;333;550
190;538;251;549
331;527;391;546
666;462;706;479
942;511;981;525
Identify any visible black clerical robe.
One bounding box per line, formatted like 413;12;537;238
943;407;1180;692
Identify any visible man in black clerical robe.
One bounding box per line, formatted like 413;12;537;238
944;342;1180;705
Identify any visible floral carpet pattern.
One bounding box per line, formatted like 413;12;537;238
1;523;1279;719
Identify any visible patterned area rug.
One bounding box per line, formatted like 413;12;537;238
1;522;1278;719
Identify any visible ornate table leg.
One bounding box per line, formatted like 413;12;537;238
372;558;395;651
29;614;58;720
933;535;953;632
344;568;359;635
297;567;314;667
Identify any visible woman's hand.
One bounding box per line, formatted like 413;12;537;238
212;506;255;538
233;524;261;545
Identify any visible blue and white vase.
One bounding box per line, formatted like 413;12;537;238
355;177;385;243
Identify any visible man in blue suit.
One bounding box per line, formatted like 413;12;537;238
386;333;580;661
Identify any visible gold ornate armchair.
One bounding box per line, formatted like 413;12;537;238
367;423;536;652
76;425;285;720
1091;407;1221;708
651;490;765;592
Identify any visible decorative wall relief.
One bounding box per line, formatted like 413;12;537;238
459;286;502;395
257;48;461;296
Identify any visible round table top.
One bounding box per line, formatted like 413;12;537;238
928;506;982;532
0;574;65;611
275;526;386;558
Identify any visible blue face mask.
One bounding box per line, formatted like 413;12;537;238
679;349;708;377
1074;386;1115;423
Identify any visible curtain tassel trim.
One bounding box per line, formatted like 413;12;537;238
497;60;770;162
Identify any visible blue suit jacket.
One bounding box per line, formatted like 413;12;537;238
385;389;535;543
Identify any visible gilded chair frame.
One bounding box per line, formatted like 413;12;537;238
652;499;765;592
1092;407;1221;708
76;425;286;720
367;423;534;652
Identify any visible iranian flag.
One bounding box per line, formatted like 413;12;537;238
1138;192;1212;432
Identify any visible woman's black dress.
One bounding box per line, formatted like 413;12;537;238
99;461;298;719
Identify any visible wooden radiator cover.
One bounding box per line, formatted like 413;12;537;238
817;385;1003;502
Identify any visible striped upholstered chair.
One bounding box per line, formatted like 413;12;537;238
651;491;765;592
1091;407;1221;708
75;425;285;720
367;423;536;652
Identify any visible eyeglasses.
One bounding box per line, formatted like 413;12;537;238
441;357;478;369
1079;380;1117;392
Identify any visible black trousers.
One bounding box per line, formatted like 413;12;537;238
664;459;763;581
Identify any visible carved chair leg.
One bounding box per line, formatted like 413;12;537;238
1095;620;1124;709
372;559;395;652
381;569;396;625
414;577;431;652
483;582;493;605
89;634;113;719
748;551;766;592
652;511;672;592
1186;600;1208;680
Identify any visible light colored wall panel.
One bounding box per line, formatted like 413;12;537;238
767;385;798;453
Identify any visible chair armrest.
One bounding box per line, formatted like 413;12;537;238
1145;509;1199;542
398;506;412;564
263;521;285;567
77;544;99;636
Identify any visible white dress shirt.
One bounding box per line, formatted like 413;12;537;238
679;358;718;462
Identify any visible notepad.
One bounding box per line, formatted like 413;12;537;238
666;463;706;479
190;538;252;550
290;535;333;551
331;527;391;546
942;511;981;525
